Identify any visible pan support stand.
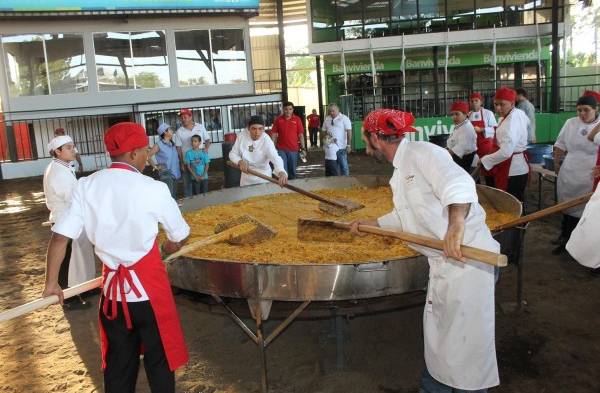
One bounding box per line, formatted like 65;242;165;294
210;295;311;393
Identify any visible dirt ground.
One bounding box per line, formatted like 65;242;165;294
0;151;599;393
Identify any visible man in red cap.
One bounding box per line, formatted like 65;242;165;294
447;100;477;172
42;122;190;393
351;109;500;393
468;92;497;166
479;87;530;201
175;108;211;198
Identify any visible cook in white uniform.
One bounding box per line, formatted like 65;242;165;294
351;108;500;393
447;100;477;173
229;115;288;187
43;136;95;292
469;92;498;138
566;185;600;272
552;94;600;255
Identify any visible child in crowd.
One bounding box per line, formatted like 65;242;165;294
184;135;210;195
324;138;340;176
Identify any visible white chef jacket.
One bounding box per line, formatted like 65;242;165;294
175;123;211;155
228;129;287;187
322;113;352;149
554;116;600;217
480;108;529;176
52;162;190;301
469;108;497;138
447;120;477;158
566;185;600;268
378;139;499;390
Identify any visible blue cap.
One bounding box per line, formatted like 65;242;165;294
157;123;171;136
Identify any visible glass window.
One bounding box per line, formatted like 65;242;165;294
311;0;338;43
338;0;364;39
203;108;222;131
129;31;169;89
391;0;417;21
475;0;504;28
175;30;213;86
211;29;247;84
94;32;135;91
94;31;169;91
44;34;87;94
505;0;534;25
2;34;48;96
447;0;475;31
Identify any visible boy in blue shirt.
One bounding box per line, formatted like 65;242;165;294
184;135;210;195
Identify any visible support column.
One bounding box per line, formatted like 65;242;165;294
316;55;324;118
433;46;440;116
551;0;560;112
276;0;288;103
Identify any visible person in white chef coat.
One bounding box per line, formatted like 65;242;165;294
551;93;600;255
350;108;500;393
566;184;600;274
447;100;477;173
43;135;95;304
229;115;288;187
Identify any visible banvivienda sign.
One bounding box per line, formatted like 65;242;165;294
328;47;551;75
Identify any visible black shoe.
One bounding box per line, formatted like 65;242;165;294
62;295;91;311
551;245;566;255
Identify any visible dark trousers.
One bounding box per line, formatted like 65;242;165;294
452;152;475;173
58;239;73;288
506;173;528;202
560;214;580;240
100;298;174;393
309;127;319;147
191;178;209;195
325;159;339;176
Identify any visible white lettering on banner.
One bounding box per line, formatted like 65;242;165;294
332;62;385;73
405;56;461;69
483;49;539;64
412;120;455;141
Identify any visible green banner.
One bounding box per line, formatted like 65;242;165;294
327;47;551;75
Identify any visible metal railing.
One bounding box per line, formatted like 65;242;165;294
0;96;282;165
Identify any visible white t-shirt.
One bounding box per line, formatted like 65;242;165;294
324;141;339;160
52;162;190;301
175;123;210;155
322;113;352;149
447;120;477;158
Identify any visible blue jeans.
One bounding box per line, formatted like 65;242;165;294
191;178;208;195
158;169;176;199
182;168;193;198
420;369;487;393
336;149;350;176
277;149;299;180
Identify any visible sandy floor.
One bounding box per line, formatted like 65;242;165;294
0;152;599;393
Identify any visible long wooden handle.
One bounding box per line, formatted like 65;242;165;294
0;277;102;324
493;192;594;232
0;229;244;323
330;221;507;267
226;161;347;208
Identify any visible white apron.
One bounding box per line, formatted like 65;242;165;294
378;139;499;390
228;130;287;187
43;160;96;286
566;186;600;268
555;116;600;217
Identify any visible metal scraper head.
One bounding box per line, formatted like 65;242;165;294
318;198;365;217
214;214;277;245
296;218;355;243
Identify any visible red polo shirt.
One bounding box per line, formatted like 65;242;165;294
307;114;320;129
271;114;304;151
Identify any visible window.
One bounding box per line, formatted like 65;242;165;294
475;0;504;28
2;33;87;96
337;0;364;39
211;29;247;84
94;31;169;91
447;0;475;31
311;0;337;43
364;0;391;37
175;30;213;86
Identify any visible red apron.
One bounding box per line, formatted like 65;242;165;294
480;110;529;191
99;162;188;372
594;147;600;191
470;109;494;157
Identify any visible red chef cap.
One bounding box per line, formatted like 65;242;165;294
494;87;517;103
450;101;469;114
363;109;417;136
469;92;483;101
582;90;600;104
104;122;148;157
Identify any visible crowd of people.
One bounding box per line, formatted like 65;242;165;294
38;89;600;393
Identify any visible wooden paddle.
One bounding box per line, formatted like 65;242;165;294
493;192;593;232
298;218;508;267
0;215;275;324
226;160;364;216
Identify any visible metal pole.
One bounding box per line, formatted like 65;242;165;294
341;39;348;95
256;312;268;393
551;0;560;112
444;29;449;111
401;33;406;109
433;46;439;116
316;55;324;120
536;22;543;112
492;25;497;90
276;0;288;103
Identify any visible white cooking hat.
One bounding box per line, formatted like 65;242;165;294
47;135;73;154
